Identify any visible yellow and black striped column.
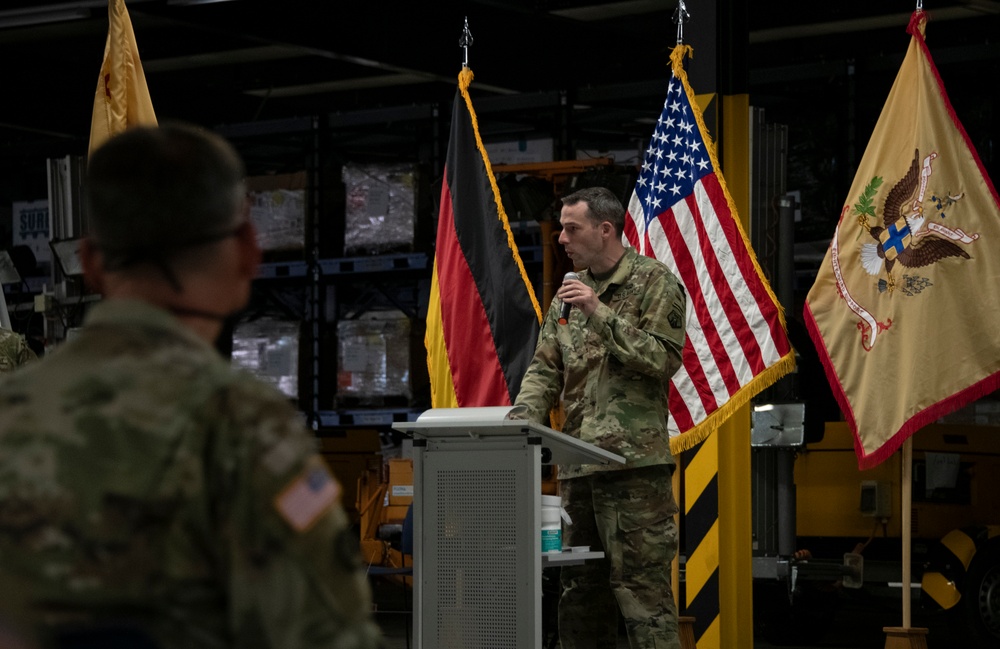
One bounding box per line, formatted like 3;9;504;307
681;410;754;649
682;435;721;646
680;2;753;647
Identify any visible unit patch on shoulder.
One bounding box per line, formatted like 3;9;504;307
668;305;684;330
274;461;341;533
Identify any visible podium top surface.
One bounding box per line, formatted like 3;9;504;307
392;406;625;467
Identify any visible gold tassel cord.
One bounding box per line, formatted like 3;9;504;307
458;67;544;325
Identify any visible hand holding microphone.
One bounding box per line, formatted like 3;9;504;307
558;272;580;325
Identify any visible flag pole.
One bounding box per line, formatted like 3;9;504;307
673;0;690;45
882;436;929;648
904;2;920;634
667;32;691;618
459;16;473;69
668;1;692;638
902;436;913;628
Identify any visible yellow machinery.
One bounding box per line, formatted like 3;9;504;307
752;416;1000;647
356;458;413;581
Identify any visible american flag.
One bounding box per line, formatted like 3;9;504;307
624;46;795;454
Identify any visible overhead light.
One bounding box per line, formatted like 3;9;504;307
0;7;89;29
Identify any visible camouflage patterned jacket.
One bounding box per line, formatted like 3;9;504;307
0;328;36;373
512;248;686;479
0;300;380;649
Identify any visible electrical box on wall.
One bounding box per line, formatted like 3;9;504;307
859;480;892;518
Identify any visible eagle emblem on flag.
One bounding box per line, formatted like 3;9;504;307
857;148;977;287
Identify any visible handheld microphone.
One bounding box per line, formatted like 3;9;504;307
558;272;580;325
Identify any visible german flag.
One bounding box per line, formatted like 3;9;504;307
425;68;542;408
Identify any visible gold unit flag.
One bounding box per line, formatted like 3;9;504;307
89;0;157;155
805;12;1000;468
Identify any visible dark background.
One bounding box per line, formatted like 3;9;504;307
0;0;995;215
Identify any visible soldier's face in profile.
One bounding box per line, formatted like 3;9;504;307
559;203;605;270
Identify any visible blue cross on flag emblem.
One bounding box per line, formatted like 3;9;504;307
879;217;912;261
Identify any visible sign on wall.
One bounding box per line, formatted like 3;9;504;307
12;200;50;266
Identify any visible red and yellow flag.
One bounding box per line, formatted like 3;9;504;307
805;12;1000;469
89;0;157;155
425;68;542;408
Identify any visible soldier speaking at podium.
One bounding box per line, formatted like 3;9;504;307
508;186;686;649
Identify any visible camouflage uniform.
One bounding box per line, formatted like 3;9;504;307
0;300;380;649
512;247;685;649
0;328;36;373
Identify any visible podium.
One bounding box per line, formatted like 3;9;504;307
393;406;625;649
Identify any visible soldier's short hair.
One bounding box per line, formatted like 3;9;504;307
85;122;247;273
561;186;625;237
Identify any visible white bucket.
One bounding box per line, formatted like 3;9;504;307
541;495;563;553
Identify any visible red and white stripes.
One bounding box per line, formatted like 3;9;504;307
627;171;791;441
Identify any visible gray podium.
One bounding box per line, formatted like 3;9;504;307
393;406;625;649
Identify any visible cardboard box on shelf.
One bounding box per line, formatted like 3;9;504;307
231;317;301;400
246;172;307;254
341;163;417;255
335;310;428;407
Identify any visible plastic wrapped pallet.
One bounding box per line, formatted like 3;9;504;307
341;163;416;255
246;172;307;252
336;311;417;406
231;317;300;399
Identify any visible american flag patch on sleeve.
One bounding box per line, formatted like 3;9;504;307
274;462;341;532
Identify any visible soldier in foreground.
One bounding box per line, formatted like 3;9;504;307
509;187;686;649
0;123;380;649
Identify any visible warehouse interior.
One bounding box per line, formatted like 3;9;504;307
1;1;999;648
3;0;997;402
